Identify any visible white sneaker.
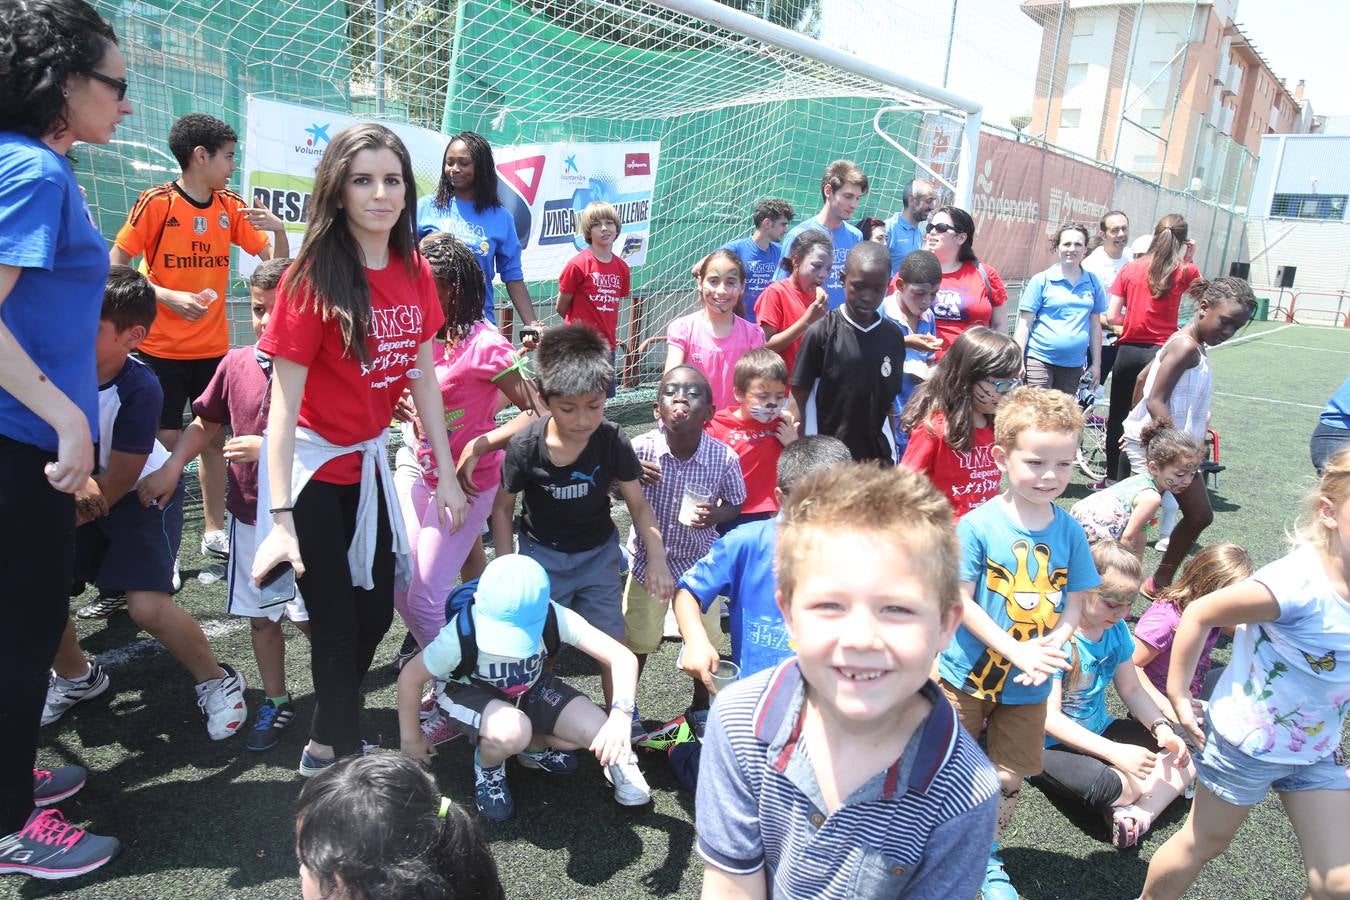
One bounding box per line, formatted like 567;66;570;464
195;663;247;740
200;530;229;559
171;559;182;593
41;662;110;726
1155;536;1171;552
605;757;652;806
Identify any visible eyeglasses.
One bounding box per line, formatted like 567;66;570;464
85;70;128;101
983;376;1022;394
925;222;961;235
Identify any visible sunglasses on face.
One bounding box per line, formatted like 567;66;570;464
983;376;1022;394
925;222;961;235
86;70;129;101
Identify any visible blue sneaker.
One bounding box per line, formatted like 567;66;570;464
246;698;294;752
474;757;514;822
980;842;1018;900
515;747;577;774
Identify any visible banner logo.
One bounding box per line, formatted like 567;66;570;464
624;153;651;176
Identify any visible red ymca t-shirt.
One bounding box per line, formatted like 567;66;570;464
928;261;1008;360
900;411;1000;519
1111;259;1200;346
753;278;814;377
559;248;629;348
259;256;444;484
706;406;782;515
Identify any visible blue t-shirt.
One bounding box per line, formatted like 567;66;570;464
415;195;524;323
0;133;107;452
940;498;1101;705
882;302;937;458
776;216;861;310
1320;372;1350;430
1046;620;1135;746
722;237;782;324
884;214;924;278
677;517;789;678
1021;265;1108;367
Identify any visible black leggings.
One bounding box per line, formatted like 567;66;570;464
0;438;75;834
1034;718;1158;815
1106;342;1161;480
293;478;394;757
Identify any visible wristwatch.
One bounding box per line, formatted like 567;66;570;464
610;698;636;715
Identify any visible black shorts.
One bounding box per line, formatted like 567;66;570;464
437;673;584;744
74;481;185;595
135;352;225;431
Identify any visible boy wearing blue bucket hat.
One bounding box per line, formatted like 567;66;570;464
396;554;650;822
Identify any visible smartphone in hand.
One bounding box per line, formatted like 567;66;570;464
258;561;297;608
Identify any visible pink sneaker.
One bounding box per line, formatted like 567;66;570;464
420;712;462;748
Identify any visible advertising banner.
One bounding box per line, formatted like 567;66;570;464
243;97;658;281
970;131;1115;282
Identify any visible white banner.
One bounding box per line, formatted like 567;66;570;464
242;98;658;281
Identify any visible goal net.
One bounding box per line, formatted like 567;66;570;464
87;0;974;385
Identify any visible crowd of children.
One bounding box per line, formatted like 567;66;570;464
6;79;1346;900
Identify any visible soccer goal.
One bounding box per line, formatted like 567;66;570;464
87;0;979;381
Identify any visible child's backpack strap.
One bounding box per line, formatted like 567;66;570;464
444;579;562;681
445;580;480;681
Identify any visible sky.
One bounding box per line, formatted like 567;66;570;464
817;0;1349;125
1233;0;1350;117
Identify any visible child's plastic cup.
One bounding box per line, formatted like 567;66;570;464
678;483;712;526
711;660;740;693
196;288;218;305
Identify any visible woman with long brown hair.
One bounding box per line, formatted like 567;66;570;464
1098;214;1199;486
251;122;468;776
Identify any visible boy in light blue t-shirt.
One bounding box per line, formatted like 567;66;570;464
722;198;792;322
937;386;1099;900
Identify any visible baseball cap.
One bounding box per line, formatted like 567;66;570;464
1130;234;1153;257
471;555;552;658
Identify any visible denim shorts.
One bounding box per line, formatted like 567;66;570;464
1195;725;1350;806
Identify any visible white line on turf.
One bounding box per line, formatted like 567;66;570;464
1250;341;1350;355
94;618;248;670
1210;323;1295;349
1213;391;1322;410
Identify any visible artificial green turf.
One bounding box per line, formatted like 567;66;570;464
16;320;1349;899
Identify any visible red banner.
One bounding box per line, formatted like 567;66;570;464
969;132;1116;283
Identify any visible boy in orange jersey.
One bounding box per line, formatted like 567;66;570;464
111;113;287;565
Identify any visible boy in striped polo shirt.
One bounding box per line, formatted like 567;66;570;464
695;464;998;898
625;365;745;734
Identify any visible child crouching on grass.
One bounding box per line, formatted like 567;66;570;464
398;555;651;823
696;464;998;898
297;754;504;899
138;258;311;752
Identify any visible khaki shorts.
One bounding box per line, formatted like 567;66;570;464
940;679;1048;776
621;571;720;655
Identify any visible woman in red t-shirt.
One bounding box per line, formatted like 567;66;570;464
918;205;1009;359
253;123;468;772
1100;214;1199;485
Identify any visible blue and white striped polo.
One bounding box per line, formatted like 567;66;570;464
696;661;999;898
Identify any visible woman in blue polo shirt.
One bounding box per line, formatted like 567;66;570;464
417;131;542;331
1014;223;1108;395
0;0;131;877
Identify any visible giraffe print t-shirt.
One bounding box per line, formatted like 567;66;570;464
502;417;642;553
941;497;1101;705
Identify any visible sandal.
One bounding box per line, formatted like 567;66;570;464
1111;804;1153;849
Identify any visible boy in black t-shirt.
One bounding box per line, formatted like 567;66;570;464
790;241;905;463
491;325;673;707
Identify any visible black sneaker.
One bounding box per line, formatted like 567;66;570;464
33;766;86;808
74;593;126;620
0;808;119;880
392;632;419;672
245;698;294;752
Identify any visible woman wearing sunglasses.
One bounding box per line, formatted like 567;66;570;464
0;0;131;879
918;205;1009;360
